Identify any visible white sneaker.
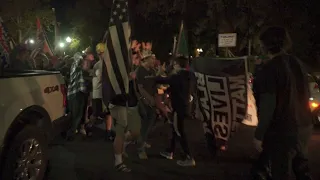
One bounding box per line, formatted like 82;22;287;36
177;158;196;167
79;128;87;136
160;152;173;160
144;142;151;148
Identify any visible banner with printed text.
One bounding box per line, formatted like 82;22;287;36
193;57;248;150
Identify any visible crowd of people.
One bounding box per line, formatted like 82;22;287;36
2;26;316;179
59;42;198;173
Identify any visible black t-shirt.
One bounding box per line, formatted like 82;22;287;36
256;54;313;135
136;66;157;96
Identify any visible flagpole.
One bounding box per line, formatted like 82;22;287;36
52;8;58;51
172;36;177;54
174;21;184;56
174;0;187;57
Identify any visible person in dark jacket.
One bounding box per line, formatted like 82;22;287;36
152;56;196;167
252;26;313;180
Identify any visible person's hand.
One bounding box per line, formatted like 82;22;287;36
129;72;136;79
253;138;263;152
255;57;262;65
161;63;166;72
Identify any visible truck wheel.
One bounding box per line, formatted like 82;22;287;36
1;125;48;180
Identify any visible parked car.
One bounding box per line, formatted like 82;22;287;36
0;69;70;180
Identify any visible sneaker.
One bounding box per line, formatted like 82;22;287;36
79;128;87;136
105;132;115;141
115;163;131;172
138;151;148;160
144;142;151;148
160;152;173;160
177;158;196;167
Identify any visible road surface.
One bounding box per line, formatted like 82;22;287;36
47;119;320;180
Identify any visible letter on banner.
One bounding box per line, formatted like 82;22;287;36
206;75;231;141
195;72;211;134
229;75;246;132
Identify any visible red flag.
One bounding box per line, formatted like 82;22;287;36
35;17;54;56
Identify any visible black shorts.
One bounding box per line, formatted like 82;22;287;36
92;98;110;118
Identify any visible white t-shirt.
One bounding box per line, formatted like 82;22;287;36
92;60;102;99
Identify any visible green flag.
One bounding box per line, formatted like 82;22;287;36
176;21;188;57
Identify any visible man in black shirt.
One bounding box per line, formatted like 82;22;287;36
153;56;196;167
252;27;313;180
136;55;157;159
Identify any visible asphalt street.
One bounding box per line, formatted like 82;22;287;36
46;119;320;180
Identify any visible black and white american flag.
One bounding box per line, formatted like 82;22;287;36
102;0;131;105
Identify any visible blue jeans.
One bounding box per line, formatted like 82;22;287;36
138;101;156;151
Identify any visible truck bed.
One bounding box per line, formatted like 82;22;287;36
0;69;60;78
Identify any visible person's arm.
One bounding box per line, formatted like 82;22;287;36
136;68;155;105
254;94;276;140
254;62;278;141
153;76;172;85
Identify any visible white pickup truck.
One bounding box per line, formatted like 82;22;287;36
0;69;70;180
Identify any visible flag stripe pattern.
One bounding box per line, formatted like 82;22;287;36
102;0;131;104
30;18;54;59
0;17;12;65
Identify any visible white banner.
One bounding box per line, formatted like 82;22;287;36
242;84;258;126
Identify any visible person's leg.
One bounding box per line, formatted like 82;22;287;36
292;126;313;180
269;144;295;180
125;106;145;158
79;93;89;135
91;99;99;119
138;101;148;146
160;124;176;160
250;150;272;180
174;111;195;166
105;107;115;141
67;93;85;139
109;105;131;172
143;105;156;147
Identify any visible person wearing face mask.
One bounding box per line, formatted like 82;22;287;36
251;26;313;180
149;56;196;167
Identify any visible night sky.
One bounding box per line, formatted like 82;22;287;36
52;0;75;34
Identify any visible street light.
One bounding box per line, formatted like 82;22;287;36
29;39;35;44
66;37;72;43
59;42;65;48
196;48;203;53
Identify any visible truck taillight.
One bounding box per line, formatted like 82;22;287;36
60;84;67;107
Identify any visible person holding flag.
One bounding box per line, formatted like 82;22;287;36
101;0;141;172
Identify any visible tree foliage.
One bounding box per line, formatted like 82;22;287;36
66;0;112;52
135;0;315;60
0;0;55;43
66;0;316;63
